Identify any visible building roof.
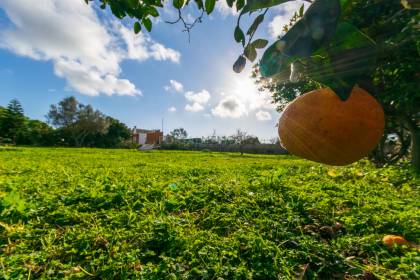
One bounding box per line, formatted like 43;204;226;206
133;128;162;134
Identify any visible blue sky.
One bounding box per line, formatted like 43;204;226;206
0;0;309;141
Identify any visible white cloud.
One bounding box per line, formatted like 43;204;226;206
212;70;276;119
116;23;180;63
149;43;181;62
185;90;210;105
268;0;311;39
54;59;139;96
165;79;184;92
256;110;272;121
168;106;177;112
216;1;238;17
0;0;180;96
212;95;247;119
184;89;210;113
185;102;204;112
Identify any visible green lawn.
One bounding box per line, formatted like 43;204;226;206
0;148;419;279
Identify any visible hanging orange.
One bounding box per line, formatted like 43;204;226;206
278;86;384;166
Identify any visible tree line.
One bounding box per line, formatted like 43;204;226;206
0;97;132;148
166;128;261;145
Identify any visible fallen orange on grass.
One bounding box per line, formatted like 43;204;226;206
278;86;385;166
382;235;410;248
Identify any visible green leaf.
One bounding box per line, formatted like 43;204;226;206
236;0;245;11
251;39;268;49
142;18;153;32
244;45;257;62
128;0;139;8
109;2;125;18
247;14;264;36
233;55;247;73
401;0;420;9
194;0;204;9
173;0;185;9
308;22;377;100
299;4;304;17
134;22;141;34
244;0;291;13
147;7;159;17
234;26;246;46
259;0;341;77
226;0;235;8
303;0;341;47
205;0;216;14
259;22;308;78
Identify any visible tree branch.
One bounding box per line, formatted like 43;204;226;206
165;8;204;43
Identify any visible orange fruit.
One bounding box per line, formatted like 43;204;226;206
278;86;384;165
382;235;410;248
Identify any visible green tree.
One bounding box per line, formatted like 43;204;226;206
87;117;132;148
170;128;188;140
103;117;131;147
47;97;109;147
16;119;54;146
361;1;419;170
0;106;5;143
0;99;26;143
254;0;419;170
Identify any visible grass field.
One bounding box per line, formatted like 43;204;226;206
0;148;419;279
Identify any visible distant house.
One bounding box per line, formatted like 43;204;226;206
132;127;163;146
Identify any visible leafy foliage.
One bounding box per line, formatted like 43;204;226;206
16;120;55;146
47;97;110;147
169;128;188;140
260;0;341;78
0;148;419;278
84;117;132;148
305;22;377;100
0;98;132;148
254;0;420;169
0;100;25;143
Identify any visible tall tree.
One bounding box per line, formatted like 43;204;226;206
88;117;131;148
47;97;109;147
47;96;78;127
170;128;188;140
0;99;26;143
